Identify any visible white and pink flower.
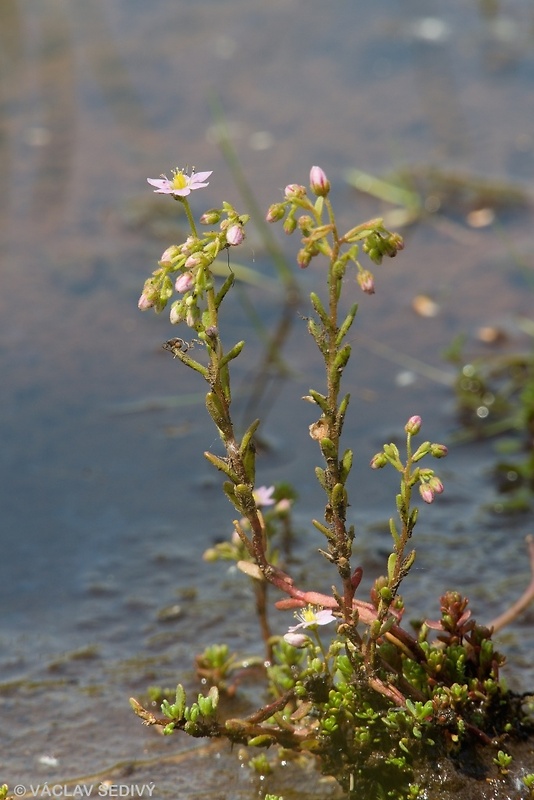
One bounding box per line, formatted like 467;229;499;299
147;169;212;197
283;605;336;645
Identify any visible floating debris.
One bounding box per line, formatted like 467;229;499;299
412;294;440;318
157;604;183;623
476;326;507;344
466;207;495;228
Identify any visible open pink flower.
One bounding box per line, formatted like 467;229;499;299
285;605;336;640
253;485;276;507
147;169;212;197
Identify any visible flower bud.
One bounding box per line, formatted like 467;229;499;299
266;203;286;223
389;232;404;253
419;484;435;504
284;184;306;200
283;632;310;648
175;271;194;293
309;166;330;197
297;215;313;233
169;300;185;324
297;248;312;269
159;245;179;266
357;269;375;295
405;415;422;435
199;209;222;225
283;215;297;234
429;476;444;494
430;443;448;458
370;452;388;469
366;248;382;265
184;254;202;269
185;303;199;328
137;292;154;311
180;236;197;256
226;224;245;246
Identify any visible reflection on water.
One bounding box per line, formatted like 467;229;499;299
1;0;533;792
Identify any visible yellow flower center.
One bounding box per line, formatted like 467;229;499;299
171;171;188;190
298;605;319;624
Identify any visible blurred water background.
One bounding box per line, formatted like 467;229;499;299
1;0;534;794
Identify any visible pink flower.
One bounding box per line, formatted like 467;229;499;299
253;485;276;507
147;169;212;197
175;272;194;293
284;606;336;644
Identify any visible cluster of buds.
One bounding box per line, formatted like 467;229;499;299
266;167;334;271
137;193;249;325
361;229;404;265
370;416;448;504
266;166;404;295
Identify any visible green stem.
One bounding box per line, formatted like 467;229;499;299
181;197;198;237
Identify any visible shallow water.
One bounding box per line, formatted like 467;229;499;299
1;0;534;794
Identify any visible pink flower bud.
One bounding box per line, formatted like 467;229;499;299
284;184;306;200
430;443;448;458
159;245;179;265
180;236;197;256
309;166;330;197
429;476;444;494
357;270;375;295
405;415;422;435
175;271;194;293
283;632;310;648
137;293;154;311
199;209;222;225
226;224;245;246
419;484;435;504
184;254;202;269
266;203;286;223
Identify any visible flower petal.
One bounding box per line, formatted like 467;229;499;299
147;177;173;193
314;609;336;626
190;171;213;184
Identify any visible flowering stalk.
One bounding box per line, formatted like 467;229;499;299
141;168;302;656
367;415;447;667
267;167;404;626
